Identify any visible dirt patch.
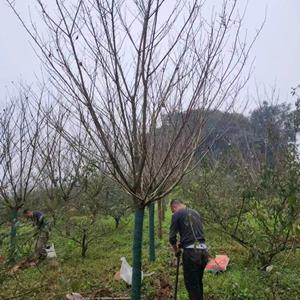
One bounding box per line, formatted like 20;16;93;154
9;258;37;273
155;277;172;300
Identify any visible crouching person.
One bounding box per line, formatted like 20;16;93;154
23;209;49;261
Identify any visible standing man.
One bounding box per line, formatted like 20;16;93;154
169;199;208;300
23;209;49;261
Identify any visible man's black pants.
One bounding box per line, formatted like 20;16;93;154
182;249;209;300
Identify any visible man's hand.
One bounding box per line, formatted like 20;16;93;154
173;244;182;258
175;248;182;258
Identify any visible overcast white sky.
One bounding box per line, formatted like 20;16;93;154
0;0;299;112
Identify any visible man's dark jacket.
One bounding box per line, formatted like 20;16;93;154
169;208;205;248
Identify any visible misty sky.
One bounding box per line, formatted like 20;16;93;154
0;0;299;112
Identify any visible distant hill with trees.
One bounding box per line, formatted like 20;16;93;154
161;101;298;164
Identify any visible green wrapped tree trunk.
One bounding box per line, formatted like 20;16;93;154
148;202;155;261
9;207;18;262
131;206;145;300
157;199;163;239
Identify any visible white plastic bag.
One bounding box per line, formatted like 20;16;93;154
119;257;143;285
66;292;84;300
46;243;57;258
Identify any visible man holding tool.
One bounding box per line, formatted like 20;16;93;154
169;199;208;300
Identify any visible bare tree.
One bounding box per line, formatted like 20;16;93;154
64;164;129;258
37;112;84;227
8;0;262;297
0;87;44;262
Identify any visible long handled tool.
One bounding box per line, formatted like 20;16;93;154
174;252;181;300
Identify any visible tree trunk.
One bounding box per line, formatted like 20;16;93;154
9;207;18;262
131;206;145;300
157;199;163;240
114;217;120;229
81;229;88;258
148;202;155;261
162;198;166;221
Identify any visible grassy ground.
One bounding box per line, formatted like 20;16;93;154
0;210;300;300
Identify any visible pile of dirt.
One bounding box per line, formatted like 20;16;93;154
155;277;172;300
9;258;37;273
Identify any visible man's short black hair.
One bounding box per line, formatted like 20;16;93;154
23;208;31;215
170;199;183;206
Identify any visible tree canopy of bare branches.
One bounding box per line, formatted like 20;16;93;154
0;86;44;261
7;0;262;298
